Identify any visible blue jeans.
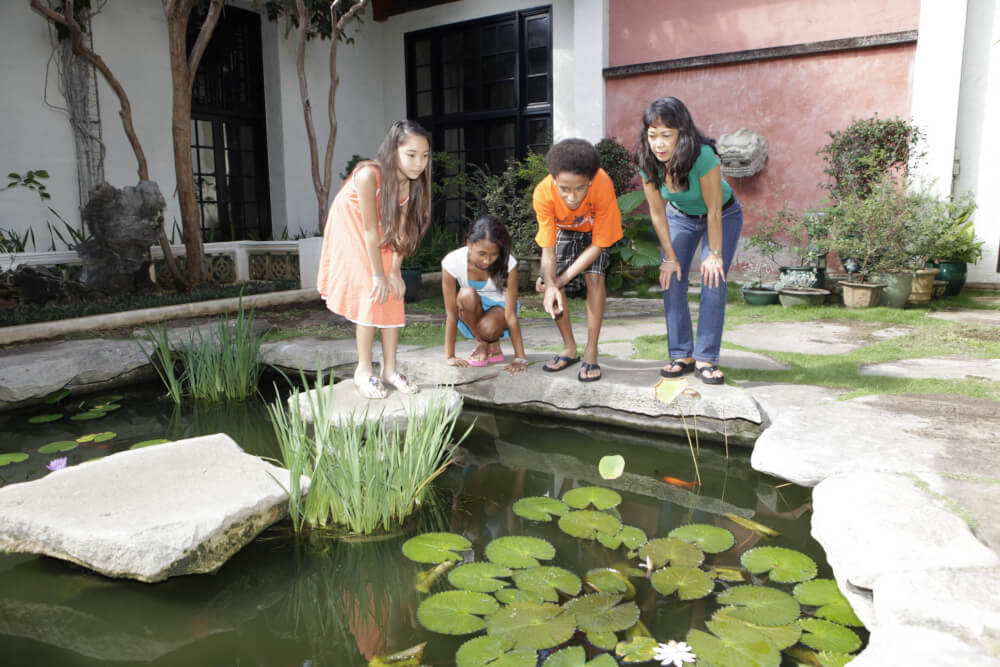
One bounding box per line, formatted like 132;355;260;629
662;198;743;364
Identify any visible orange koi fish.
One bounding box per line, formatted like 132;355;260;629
662;476;697;489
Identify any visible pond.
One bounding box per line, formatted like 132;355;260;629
0;384;858;666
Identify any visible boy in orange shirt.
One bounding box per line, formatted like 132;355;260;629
533;138;623;382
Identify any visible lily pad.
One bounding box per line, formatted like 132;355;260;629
798;618;861;654
716;585;801;627
741;546;818;584
486;536;556;568
541;646;585;667
598;455;625;480
650;566;715;600
448;562;513;593
614;636;660;663
0;453;30;466
513;566;582;601
654;377;686;404
559;510;623;541
818;651;856;667
585;568;636;599
618;525;648;550
513;496;570;522
92;432;116;443
455;636;535;667
45;388;71;404
416;590;498;635
587;631;618;650
495;587;545;605
402;532;472;564
90;403;121;412
89;394;124;404
598;531;622;550
563;592;639;634
638;537;704;568
129;439;170;450
724;512;780;537
710;567;746;583
687;616;781;667
711;609;802;650
562;486;622;510
793;579;863;627
485;601;576;650
668;523;735;554
38;441;79;454
28;414;63;424
70;411;107;421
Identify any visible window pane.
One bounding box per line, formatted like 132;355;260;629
443;88;461;114
526;118;552;151
197;175;217;203
240;125;254;150
199;147;215;173
443;63;461;87
417;91;432;117
414;39;431;66
527;47;548;76
497;23;515;49
443;33;463;60
416;65;431;90
484;81;515;108
526;16;548;49
243;178;256;201
526;76;548;105
197;120;214;145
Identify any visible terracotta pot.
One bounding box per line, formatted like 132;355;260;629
907;267;940;305
840;281;886;308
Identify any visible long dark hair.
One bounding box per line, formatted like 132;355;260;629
372;120;432;257
467;215;512;292
635;97;717;191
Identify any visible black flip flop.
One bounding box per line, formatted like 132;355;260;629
695;364;725;385
542;355;581;372
577;362;602;382
660;359;695;378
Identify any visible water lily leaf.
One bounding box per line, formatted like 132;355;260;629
817;651;855;667
618;525;647;550
597;531;622;550
585;568;636;599
71;411;107;421
638;537;704;568
563;592;639;634
92;432;116;443
710;567;746;582
129;439;170;450
716;585;801;626
513;496;569;522
89;394;124;404
587;631;618;650
45;388;71;404
455;636;535;667
402;532;472;564
91;403;121;412
0;453;30;466
711;609;802;649
448;562;513;593
38;441;79;454
598;455;625;480
724;513;780;537
513;566;582;601
650;566;715;600
558;510;622;541
784;646;823;666
416;590;498;635
668;523;735;554
798;618;861;654
793;579;863;627
495;587;545;605
562;486;622;510
485;601;576;650
77;434;97;443
741;546;818;584
485;536;555;568
654;377;686;404
614;636;659;663
28;414;63;424
541;646;584;667
687;616;781;667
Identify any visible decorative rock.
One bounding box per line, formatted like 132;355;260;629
290;381;462;430
261;337;418;374
717;128;768;178
0;434;304;582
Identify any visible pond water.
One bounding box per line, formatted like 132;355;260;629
0;383;845;666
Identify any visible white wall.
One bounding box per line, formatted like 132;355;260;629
954;0;1000;284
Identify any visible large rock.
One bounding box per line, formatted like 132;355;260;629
77;181;165;294
290;381;462;430
0;434;303;582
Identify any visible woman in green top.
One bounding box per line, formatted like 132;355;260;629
636;97;743;385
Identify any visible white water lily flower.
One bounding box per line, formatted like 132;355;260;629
653;640;696;666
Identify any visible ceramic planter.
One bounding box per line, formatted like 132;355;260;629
743;287;780;305
840;281;886;308
932;280;949;298
401;266;422;302
907;267;940;305
930;260;967;296
518;256;542;292
871;272;914;309
778;287;830;307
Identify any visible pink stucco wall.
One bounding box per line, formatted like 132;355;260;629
610;0;920;67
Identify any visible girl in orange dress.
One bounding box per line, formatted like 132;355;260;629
316;120;432;399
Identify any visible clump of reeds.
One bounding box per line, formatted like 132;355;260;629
269;368;468;536
144;302;263;404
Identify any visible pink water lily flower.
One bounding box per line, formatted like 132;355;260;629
46;457;68;471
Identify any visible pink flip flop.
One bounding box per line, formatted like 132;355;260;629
487;352;505;364
468;354;489;367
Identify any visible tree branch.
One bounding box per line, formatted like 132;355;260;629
187;0;224;77
296;0;324;226
335;0;369;32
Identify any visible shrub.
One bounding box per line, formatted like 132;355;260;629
595;137;637;195
818;116;924;201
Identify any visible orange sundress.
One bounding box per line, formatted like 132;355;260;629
317;164;407;328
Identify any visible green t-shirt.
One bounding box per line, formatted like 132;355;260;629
639;144;734;216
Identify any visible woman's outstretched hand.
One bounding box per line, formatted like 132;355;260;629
369;276;391;303
700;253;726;289
659;259;682;290
387;273;406;299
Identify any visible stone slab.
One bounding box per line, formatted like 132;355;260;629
260;338;421;374
725;321;912;355
0;434;302;582
860;356;1000;382
751;393;1000;487
928;309;1000;326
290;381;462;430
851;625;1000;667
970;295;1000;307
741;383;846;426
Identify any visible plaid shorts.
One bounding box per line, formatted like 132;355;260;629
554;229;611;277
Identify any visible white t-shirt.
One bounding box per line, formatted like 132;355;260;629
441;247;518;304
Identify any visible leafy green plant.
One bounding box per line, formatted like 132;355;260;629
775;269;818;291
818;115;924;201
595;137;637;195
408;220;460;272
927;191;981;263
337;153;370;181
607;190;662;291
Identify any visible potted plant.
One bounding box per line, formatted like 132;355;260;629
927;192;981;296
738;258;780;305
748;199;828;289
774;267;829;307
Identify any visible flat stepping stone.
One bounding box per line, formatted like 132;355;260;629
290;381;462;429
0;434;301;582
970;295;1000;306
726;321;912;355
928;309;1000;326
260;338;421;373
718;349;790;371
860;356;1000;382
